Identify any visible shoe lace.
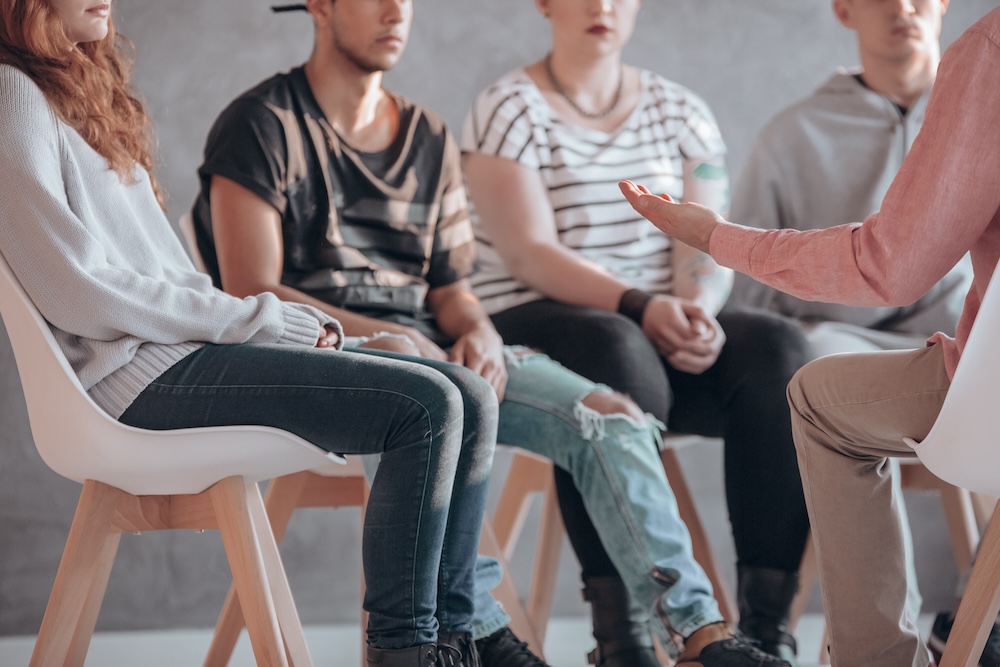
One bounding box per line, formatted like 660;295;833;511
436;643;464;667
438;633;483;667
479;628;548;667
728;631;789;665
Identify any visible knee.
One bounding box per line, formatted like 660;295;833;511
408;366;469;425
575;389;662;455
728;310;811;380
786;356;831;410
785;356;835;451
580;389;645;422
436;363;500;424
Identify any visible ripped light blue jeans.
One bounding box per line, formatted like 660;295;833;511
497;347;723;639
361;346;723;640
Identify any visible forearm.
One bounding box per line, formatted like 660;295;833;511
431;289;494;341
242;280;411;338
671;243;734;315
508;242;630;311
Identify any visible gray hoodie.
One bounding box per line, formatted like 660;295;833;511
729;70;970;336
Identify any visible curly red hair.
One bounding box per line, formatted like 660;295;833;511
0;0;162;204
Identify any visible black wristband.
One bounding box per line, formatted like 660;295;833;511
617;288;654;325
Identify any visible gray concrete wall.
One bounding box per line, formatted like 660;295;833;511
1;0;995;636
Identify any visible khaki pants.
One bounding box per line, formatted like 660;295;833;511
787;344;951;667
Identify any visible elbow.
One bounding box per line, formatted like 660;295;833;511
220;277;279;300
863;266;932;308
500;243;547;286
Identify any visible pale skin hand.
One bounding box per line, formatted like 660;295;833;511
316;323;341;348
618;180;724;254
642;296;725;374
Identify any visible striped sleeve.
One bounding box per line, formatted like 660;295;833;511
661;80;726;161
428;130;477;287
461;74;542;169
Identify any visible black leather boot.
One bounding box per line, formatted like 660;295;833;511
736;565;800;666
366;643;440;667
437;631;481;667
583;575;662;667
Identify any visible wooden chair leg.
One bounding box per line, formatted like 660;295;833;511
939;485;981;574
489;451;564;649
479;520;546;659
65;522;122;666
205;473;309;667
211;476;288;667
661;448;737;623
247;481;314;667
526;480;563;644
971;494;998;535
940;510;1000;667
492;452;551;559
30;480;122;667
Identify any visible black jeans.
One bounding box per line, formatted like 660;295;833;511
120;344;498;649
492;300;812;575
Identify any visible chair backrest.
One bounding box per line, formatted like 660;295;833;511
913;260;1000;497
0;248;342;496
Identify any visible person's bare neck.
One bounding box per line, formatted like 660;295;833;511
857;47;939;109
544;49;622;100
303;47;397;152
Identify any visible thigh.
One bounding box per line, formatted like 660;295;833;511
119;343;464;457
666;306;810;435
501;348;599;424
787;343;950;459
347;345;496;413
805;320;929;357
492;299;670;419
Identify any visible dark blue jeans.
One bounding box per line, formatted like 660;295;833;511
119;343;498;649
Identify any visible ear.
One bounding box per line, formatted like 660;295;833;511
938;0;950;17
832;0;854;29
535;0;550;18
306;0;334;26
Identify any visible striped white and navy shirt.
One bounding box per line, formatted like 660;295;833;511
461;68;726;315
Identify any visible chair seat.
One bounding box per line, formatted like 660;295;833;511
36;421;345;497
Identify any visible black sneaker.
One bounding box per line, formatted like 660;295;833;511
677;624;791;667
928;611;1000;667
474;627;551;667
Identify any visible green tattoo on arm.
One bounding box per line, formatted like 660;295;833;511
682;255;732;301
692;163;727;181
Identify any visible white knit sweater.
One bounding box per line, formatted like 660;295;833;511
0;64;341;418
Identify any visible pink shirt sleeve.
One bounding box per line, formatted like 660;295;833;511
711;25;1000;308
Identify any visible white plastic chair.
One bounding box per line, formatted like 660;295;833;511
0;248;345;667
906;260;1000;667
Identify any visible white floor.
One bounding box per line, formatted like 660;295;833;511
0;614;937;666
